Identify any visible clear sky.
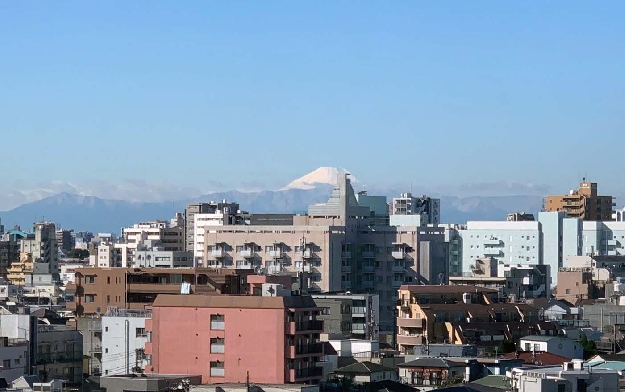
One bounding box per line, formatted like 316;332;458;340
2;1;625;195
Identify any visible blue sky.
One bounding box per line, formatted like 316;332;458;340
2;1;625;195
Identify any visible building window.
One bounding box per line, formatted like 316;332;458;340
14;358;20;365
210;361;225;377
2;360;10;369
210;315;225;330
210;338;225;353
322;308;330;315
136;328;147;338
566;289;570;294
85;276;95;284
85;295;95;303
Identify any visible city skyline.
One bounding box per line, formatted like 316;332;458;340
2;2;625;191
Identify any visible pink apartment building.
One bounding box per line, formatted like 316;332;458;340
144;294;324;384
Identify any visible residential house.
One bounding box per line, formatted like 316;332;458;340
518;336;584;360
508;360;619;392
331;361;397;384
397;358;472;389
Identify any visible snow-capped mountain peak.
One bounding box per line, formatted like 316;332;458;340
282;167;358;190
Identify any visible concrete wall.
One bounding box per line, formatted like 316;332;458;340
102;315;149;376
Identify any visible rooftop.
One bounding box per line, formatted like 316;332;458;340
332;361;396;375
500;351;572;365
152;294;319;310
399;285;498;294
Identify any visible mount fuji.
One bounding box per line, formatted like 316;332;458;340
0;167;545;233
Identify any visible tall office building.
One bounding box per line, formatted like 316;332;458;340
544;180;614;221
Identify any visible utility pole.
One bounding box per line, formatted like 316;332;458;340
246;371;250;392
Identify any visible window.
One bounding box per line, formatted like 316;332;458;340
136;328;147;338
85;276;95;284
14;358;20;365
210;361;225;377
106;295;110;304
85;295;95;303
566;289;571;294
210;338;225;353
3;360;10;369
211;314;225;330
107;277;111;284
322;308;330;315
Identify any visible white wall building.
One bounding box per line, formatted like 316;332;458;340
193;212;229;266
101;308;151;376
508;360;619;392
518;336;584;359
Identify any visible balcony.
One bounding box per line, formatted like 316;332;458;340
341;265;351;273
392;251;406;260
483;238;502;246
362;279;375;288
91;345;102;354
352;324;366;333
127;283;184;294
240;249;254;258
302;249;313;259
341;281;351;290
352;306;367;316
235;261;254;269
397;334;425;345
607;239;619;246
362;251;375;258
393;264;405;273
483;248;502;256
211;249;226;258
392;280;404;288
286;320;324;334
269;250;283;259
287;367;323;382
341;252;351;259
363;265;375;273
397;318;425;328
286;343;323;358
522;276;534;285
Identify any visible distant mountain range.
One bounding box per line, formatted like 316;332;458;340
0;167;553;233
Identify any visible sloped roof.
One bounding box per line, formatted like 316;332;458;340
333;361;396;375
500;351;571;365
469;375;510;390
591;361;625;372
399;358;454;368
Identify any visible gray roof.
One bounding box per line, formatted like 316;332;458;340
333;361;396;375
399;358;455;368
519;335;558;342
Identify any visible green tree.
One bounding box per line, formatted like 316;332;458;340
498;338;517;354
579;333;598;359
68;249;90;260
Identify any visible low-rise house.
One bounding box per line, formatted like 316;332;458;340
518;336;584;360
331;361;397;384
397;358;472;389
508;360;619;392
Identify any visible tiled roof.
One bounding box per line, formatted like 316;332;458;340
500;350;571;365
333;361;396;375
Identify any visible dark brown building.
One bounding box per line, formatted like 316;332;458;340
66;267;249;316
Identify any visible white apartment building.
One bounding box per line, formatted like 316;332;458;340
509;360;619;392
390;193;440;226
461;220;541;269
121;219;184;252
193;212;229;267
101;308;151;376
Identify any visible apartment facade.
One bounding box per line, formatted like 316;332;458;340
396;285;552;354
390;193;440;226
20;222;59;273
544;181;614;221
35;324;83;384
144;294;324;384
102;307;151;376
121;219;184;252
311;293;379;340
450;261;551;299
66;267;246;316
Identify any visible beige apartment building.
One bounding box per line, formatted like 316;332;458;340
544;181;614;221
202;174;449;334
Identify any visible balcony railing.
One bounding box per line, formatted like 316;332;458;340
269;250;283;258
293;367;323;379
36;351;83;364
352;306;366;315
341;252;351;259
211;249;226;258
286;320;323;334
302;249;313;259
296;343;323;355
362;251;375;258
397;317;425;328
392;251;406;260
341;265;351;273
240;249;254;258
